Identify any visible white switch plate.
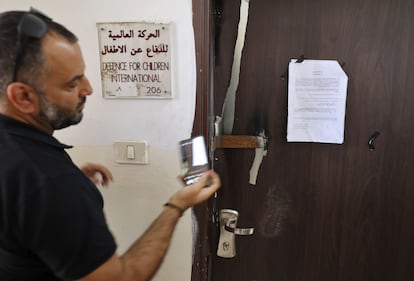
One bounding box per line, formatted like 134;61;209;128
114;141;148;164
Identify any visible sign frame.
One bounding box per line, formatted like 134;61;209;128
97;21;173;99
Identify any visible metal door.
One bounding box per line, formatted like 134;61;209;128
192;0;414;280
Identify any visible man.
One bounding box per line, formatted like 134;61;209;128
0;8;221;281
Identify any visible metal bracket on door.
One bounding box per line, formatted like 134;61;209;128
217;209;254;258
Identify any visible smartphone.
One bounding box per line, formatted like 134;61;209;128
179;135;209;185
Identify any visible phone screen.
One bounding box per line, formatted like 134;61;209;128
179;136;209;185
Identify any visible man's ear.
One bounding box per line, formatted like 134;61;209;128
5;82;39;113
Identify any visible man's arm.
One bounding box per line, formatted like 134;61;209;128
79;170;221;281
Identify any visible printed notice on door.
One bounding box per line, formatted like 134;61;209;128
287;59;348;144
97;22;172;99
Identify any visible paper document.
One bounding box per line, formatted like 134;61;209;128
287;59;348;144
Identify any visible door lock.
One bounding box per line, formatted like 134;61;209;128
217;209;254;258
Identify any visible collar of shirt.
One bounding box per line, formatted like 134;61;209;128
0;114;73;150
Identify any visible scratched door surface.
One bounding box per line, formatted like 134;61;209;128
198;0;414;280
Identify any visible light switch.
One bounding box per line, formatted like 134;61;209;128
114;141;148;164
127;145;135;159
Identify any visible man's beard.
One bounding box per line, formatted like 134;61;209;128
38;94;86;130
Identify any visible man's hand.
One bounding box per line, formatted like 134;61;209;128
81;163;113;187
167;170;221;211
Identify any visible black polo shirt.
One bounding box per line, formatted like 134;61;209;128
0;114;116;280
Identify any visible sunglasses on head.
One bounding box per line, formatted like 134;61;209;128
12;7;51;82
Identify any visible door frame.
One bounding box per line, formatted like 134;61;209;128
191;0;214;281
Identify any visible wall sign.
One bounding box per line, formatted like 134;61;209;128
97;22;172;99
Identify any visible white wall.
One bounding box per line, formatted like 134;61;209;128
1;1;196;280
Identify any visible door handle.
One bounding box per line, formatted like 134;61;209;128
217;209;254;258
